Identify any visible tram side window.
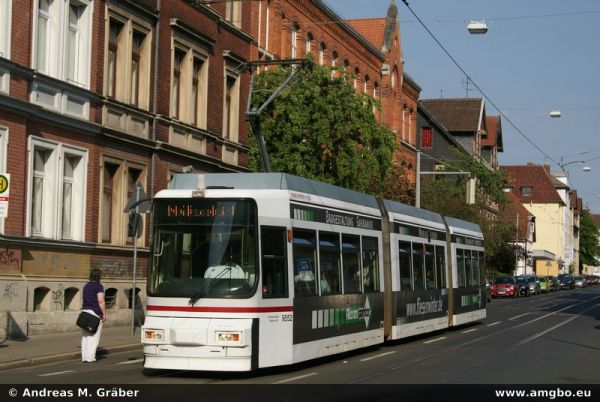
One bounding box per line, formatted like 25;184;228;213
435;245;446;289
479;251;486;285
261;226;288;298
470;250;480;286
293;230;317;296
424;244;435;289
398;241;412;290
342;234;361;293
319;232;341;295
412;243;425;290
362;236;379;292
456;249;466;288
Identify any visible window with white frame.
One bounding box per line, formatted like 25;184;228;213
0;0;10;93
305;33;313;55
0;0;11;59
100;158;146;246
33;0;91;87
225;0;241;28
105;10;152;109
291;23;298;58
170;34;209;129
223;63;241;142
0;127;6;233
28;137;87;241
319;42;326;65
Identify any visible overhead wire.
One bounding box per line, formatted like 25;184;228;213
400;0;560;168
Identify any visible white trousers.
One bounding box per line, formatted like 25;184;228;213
80;309;103;362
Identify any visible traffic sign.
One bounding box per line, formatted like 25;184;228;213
0;173;10;218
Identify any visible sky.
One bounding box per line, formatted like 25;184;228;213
325;0;600;213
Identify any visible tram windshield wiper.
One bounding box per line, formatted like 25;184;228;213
188;266;235;305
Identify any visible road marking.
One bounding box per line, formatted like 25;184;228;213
38;370;75;377
509;313;531;321
517;302;600;347
461;328;478;334
424;336;447;344
487;321;501;327
117;358;144;365
359;351;396;362
274;372;319;384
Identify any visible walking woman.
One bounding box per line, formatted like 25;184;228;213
81;268;106;362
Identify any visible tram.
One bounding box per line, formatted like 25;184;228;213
141;173;486;371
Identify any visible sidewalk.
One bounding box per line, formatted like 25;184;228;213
0;325;142;371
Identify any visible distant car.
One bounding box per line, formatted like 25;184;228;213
492;276;519;298
538;276;550;293
517;275;540;295
586;275;598;286
515;277;530;297
574;275;587;288
558;274;575;290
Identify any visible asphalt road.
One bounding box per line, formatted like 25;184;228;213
3;286;599;385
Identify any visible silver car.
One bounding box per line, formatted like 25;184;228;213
574;275;587;288
517;275;540;295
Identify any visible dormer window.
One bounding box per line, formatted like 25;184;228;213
520;186;533;196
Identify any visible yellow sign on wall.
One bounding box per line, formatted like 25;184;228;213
0;173;9;218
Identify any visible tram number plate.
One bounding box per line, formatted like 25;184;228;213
282;314;293;322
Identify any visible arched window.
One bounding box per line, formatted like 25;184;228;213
363;75;370;94
319;42;326;65
105;287;118;309
64;287;79;311
291;22;299;58
33;287;51;312
305;33;313;55
353;67;360;90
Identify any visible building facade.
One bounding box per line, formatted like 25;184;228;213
0;0;254;337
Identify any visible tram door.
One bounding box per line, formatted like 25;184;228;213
259;226;293;367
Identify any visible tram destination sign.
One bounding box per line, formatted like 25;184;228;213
395;222;446;241
290;203;381;231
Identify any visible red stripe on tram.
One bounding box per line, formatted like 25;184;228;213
147;305;294;313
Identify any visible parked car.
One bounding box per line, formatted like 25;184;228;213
492;276;519;298
586;275;598;286
515;277;531;297
517;275;540;295
538;276;550;293
574;275;587;288
558;274;575;290
548;276;560;292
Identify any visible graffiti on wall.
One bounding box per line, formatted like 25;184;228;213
91;259;132;278
52;284;64;310
3;282;18;301
0;248;19;265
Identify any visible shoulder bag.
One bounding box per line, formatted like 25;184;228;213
76;311;101;334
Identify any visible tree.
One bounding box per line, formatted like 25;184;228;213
248;61;397;195
579;209;600;269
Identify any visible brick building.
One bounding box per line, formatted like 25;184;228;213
0;0;254;336
251;0;420;184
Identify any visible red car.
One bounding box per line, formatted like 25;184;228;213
491;276;519;298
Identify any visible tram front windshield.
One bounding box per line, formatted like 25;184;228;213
148;199;258;299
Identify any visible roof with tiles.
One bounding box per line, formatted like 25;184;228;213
420;98;484;132
483;116;503;150
499;191;535;240
501;164;565;205
347;18;386;50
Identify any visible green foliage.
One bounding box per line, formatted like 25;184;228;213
579;209;600;267
248;61;397;195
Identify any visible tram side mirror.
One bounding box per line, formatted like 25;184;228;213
128;212;142;238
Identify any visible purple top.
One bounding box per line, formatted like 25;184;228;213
82;281;104;318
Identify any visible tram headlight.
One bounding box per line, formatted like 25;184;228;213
143;329;165;343
215;331;244;346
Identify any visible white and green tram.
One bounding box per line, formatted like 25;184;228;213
142;173;486;372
